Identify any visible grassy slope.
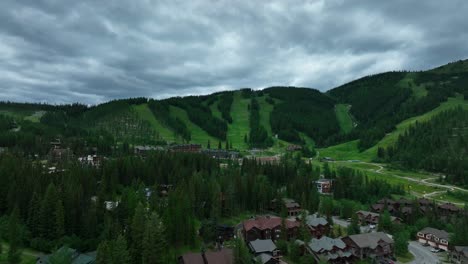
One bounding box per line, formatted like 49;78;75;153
335;104;354;133
398;72;428;98
257;96;274;136
169;105;220;147
364;95;468;157
132;104;176;142
320;96;468;161
208;98;223;120
227;92;250;150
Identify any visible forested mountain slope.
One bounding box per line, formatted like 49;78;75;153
0;59;467;156
382;108;468;186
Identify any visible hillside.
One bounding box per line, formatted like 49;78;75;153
0;59;467;157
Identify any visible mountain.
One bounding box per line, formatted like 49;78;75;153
1;59;467;156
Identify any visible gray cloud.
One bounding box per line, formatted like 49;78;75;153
0;0;467;104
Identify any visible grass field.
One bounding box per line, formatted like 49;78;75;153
208;98;223;120
317;140;374;161
397;252;415;263
227;92;250;150
132;104;176;142
335;104;354;133
0;242;39;264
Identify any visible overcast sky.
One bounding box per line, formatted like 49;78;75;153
1;0;467;104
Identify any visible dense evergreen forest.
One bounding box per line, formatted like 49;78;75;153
381;108;468;186
248;97;273;148
266;87;340;145
0;147;418;262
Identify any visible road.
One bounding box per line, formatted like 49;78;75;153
332;216;370;233
335;160;468;205
408;241;440;264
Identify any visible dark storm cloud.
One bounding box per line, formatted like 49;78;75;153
0;0;467;104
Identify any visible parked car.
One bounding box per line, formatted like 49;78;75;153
430;248;441;253
423;243;430;247
369;224;376;229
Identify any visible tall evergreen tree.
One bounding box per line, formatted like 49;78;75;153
8;206;21;264
39;183;59;239
130;203;146;264
48;247;72;264
233;238;250;264
142;213;166;264
96;241;112;264
112;235;131;264
55;199;65;239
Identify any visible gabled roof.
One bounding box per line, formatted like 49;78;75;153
419;227;450;240
305;215;328;228
180;253;205;264
454;246;468;258
249;239;277;254
356;210;400;222
204;249;233;264
438;203;460;211
346;232;393;249
243;216;299;232
308;236;346;253
256;253;276;264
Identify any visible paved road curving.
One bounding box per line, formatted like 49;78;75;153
408;241;441;264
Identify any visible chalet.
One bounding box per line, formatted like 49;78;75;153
201;149;239;159
243;216;299;242
255;156;281;165
356;211;401;225
342;232;394;260
418;198;432;207
306;236;352;263
36;247;96;264
316;179;333;194
450;246;468;264
170;144;202;153
304;214;329;238
282;198;301;217
254;254;279;264
417;227;450;251
438;203;461;217
134;145;163;155
78;155;102;167
286;145;302;151
49;147;73;163
248;239;280;257
178;249;233;264
371;198;397;214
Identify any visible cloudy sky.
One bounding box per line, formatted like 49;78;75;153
1;0;467;104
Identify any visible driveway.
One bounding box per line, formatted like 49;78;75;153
408;241;441;264
332;216;371;233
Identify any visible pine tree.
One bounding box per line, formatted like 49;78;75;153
112;235;131;264
39;183;59;239
96;241;111;264
233;238;250;264
55;199;65;239
218;141;222;149
207;140;211;149
225;140;229;150
27;191;41;238
8;206;21;264
130;203;146;264
49;247;72;264
142;213;166;264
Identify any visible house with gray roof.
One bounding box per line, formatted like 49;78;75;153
306;236;352;263
304;214;329;238
342;232;394;260
450;246;468;264
417;227;450;251
248;239;279;257
36;247;96;264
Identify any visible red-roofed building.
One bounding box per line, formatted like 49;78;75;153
243;216;299;242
